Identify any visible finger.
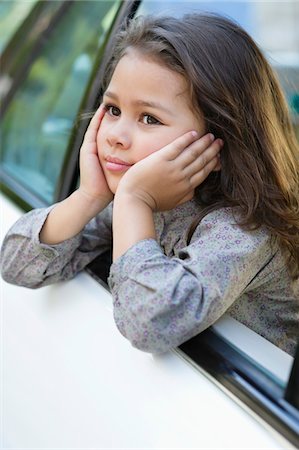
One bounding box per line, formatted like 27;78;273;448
183;138;223;176
83;104;106;144
189;155;220;187
177;133;219;168
214;153;222;171
161;130;202;160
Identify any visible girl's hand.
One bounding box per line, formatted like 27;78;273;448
78;105;113;207
116;131;223;211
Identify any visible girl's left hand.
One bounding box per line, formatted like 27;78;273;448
116;131;223;211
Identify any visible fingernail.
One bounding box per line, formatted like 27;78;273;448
191;131;198;137
209;133;215;141
219;139;224;146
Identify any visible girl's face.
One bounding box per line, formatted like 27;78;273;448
97;49;205;193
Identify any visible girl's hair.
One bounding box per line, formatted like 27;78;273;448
103;13;299;279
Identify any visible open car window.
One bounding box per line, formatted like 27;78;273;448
85;5;299;430
134;1;299;445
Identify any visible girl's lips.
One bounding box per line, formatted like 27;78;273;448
105;156;133;172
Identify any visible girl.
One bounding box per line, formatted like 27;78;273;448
1;14;299;356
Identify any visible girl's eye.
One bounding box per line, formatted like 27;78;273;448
142;114;162;125
106;105;120;117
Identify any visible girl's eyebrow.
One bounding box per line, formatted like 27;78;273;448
104;90;175;116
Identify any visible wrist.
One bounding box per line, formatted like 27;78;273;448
115;185;156;211
73;188;111;219
112;190;156;261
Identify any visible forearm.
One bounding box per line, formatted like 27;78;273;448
40;189;109;245
1;200;113;288
112;193;156;261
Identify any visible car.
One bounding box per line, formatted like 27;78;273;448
1;1;298;448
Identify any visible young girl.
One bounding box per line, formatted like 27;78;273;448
1;14;299;356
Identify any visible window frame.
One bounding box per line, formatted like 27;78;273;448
178;329;299;448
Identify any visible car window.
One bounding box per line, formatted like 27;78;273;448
135;3;299;365
137;1;299;140
0;0;121;204
0;0;38;53
135;2;299;440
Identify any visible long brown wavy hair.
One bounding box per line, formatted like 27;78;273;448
103;13;299;279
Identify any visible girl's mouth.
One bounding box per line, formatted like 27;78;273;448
105;155;133;172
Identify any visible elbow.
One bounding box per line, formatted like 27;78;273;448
0;241;49;289
111;274;205;353
113;309;177;354
131;328;173;354
1;259;40;289
1;268;12;285
0;245;20;286
1;269;37;289
0;257;16;285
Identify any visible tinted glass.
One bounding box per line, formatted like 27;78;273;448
0;0;120;204
0;0;38;53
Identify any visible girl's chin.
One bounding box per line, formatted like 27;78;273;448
107;180;119;195
105;170;127;195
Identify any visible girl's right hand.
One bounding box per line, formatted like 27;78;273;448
78;105;113;207
39;106;112;246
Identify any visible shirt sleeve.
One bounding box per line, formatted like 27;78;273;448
108;210;273;353
1;204;112;288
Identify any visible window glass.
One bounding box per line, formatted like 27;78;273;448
138;1;299;139
0;0;38;53
0;0;120;204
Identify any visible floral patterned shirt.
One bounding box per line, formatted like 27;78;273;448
1;200;298;355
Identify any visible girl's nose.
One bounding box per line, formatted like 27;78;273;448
106;121;132;150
